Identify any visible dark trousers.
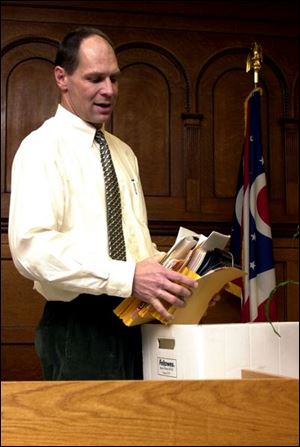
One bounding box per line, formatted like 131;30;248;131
35;294;143;380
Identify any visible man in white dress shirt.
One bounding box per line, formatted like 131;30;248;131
8;27;198;380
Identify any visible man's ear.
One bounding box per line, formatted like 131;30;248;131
54;66;68;92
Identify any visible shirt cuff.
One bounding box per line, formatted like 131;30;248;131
106;259;136;298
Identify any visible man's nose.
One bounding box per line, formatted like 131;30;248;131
101;78;114;96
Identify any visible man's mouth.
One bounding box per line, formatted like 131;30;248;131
94;103;111;109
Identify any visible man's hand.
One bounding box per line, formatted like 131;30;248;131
209;292;222;307
133;257;198;321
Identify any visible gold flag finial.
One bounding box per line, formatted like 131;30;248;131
246;42;263;87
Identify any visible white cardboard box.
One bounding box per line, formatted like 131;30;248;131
142;322;299;380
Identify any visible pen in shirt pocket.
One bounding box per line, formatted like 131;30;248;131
131;178;138;195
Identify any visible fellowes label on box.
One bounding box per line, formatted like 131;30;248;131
157;357;177;378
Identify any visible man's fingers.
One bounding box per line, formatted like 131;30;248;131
150;296;175;321
209;293;222;307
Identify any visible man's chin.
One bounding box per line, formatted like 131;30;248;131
89;114;111;127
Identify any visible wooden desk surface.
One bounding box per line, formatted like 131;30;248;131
1;378;299;446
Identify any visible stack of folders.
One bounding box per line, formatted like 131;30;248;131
114;227;246;326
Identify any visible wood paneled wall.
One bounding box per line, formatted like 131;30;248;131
1;0;299;380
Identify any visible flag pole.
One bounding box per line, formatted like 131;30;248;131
246;42;263;88
245;42;263;130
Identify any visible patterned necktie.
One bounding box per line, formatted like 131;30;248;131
95;130;126;261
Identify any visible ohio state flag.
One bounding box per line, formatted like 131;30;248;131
230;89;277;322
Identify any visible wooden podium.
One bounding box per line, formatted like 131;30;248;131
1;372;298;446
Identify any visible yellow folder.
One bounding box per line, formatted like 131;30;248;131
114;266;245;326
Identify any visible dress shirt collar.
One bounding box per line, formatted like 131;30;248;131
56;104;105;148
